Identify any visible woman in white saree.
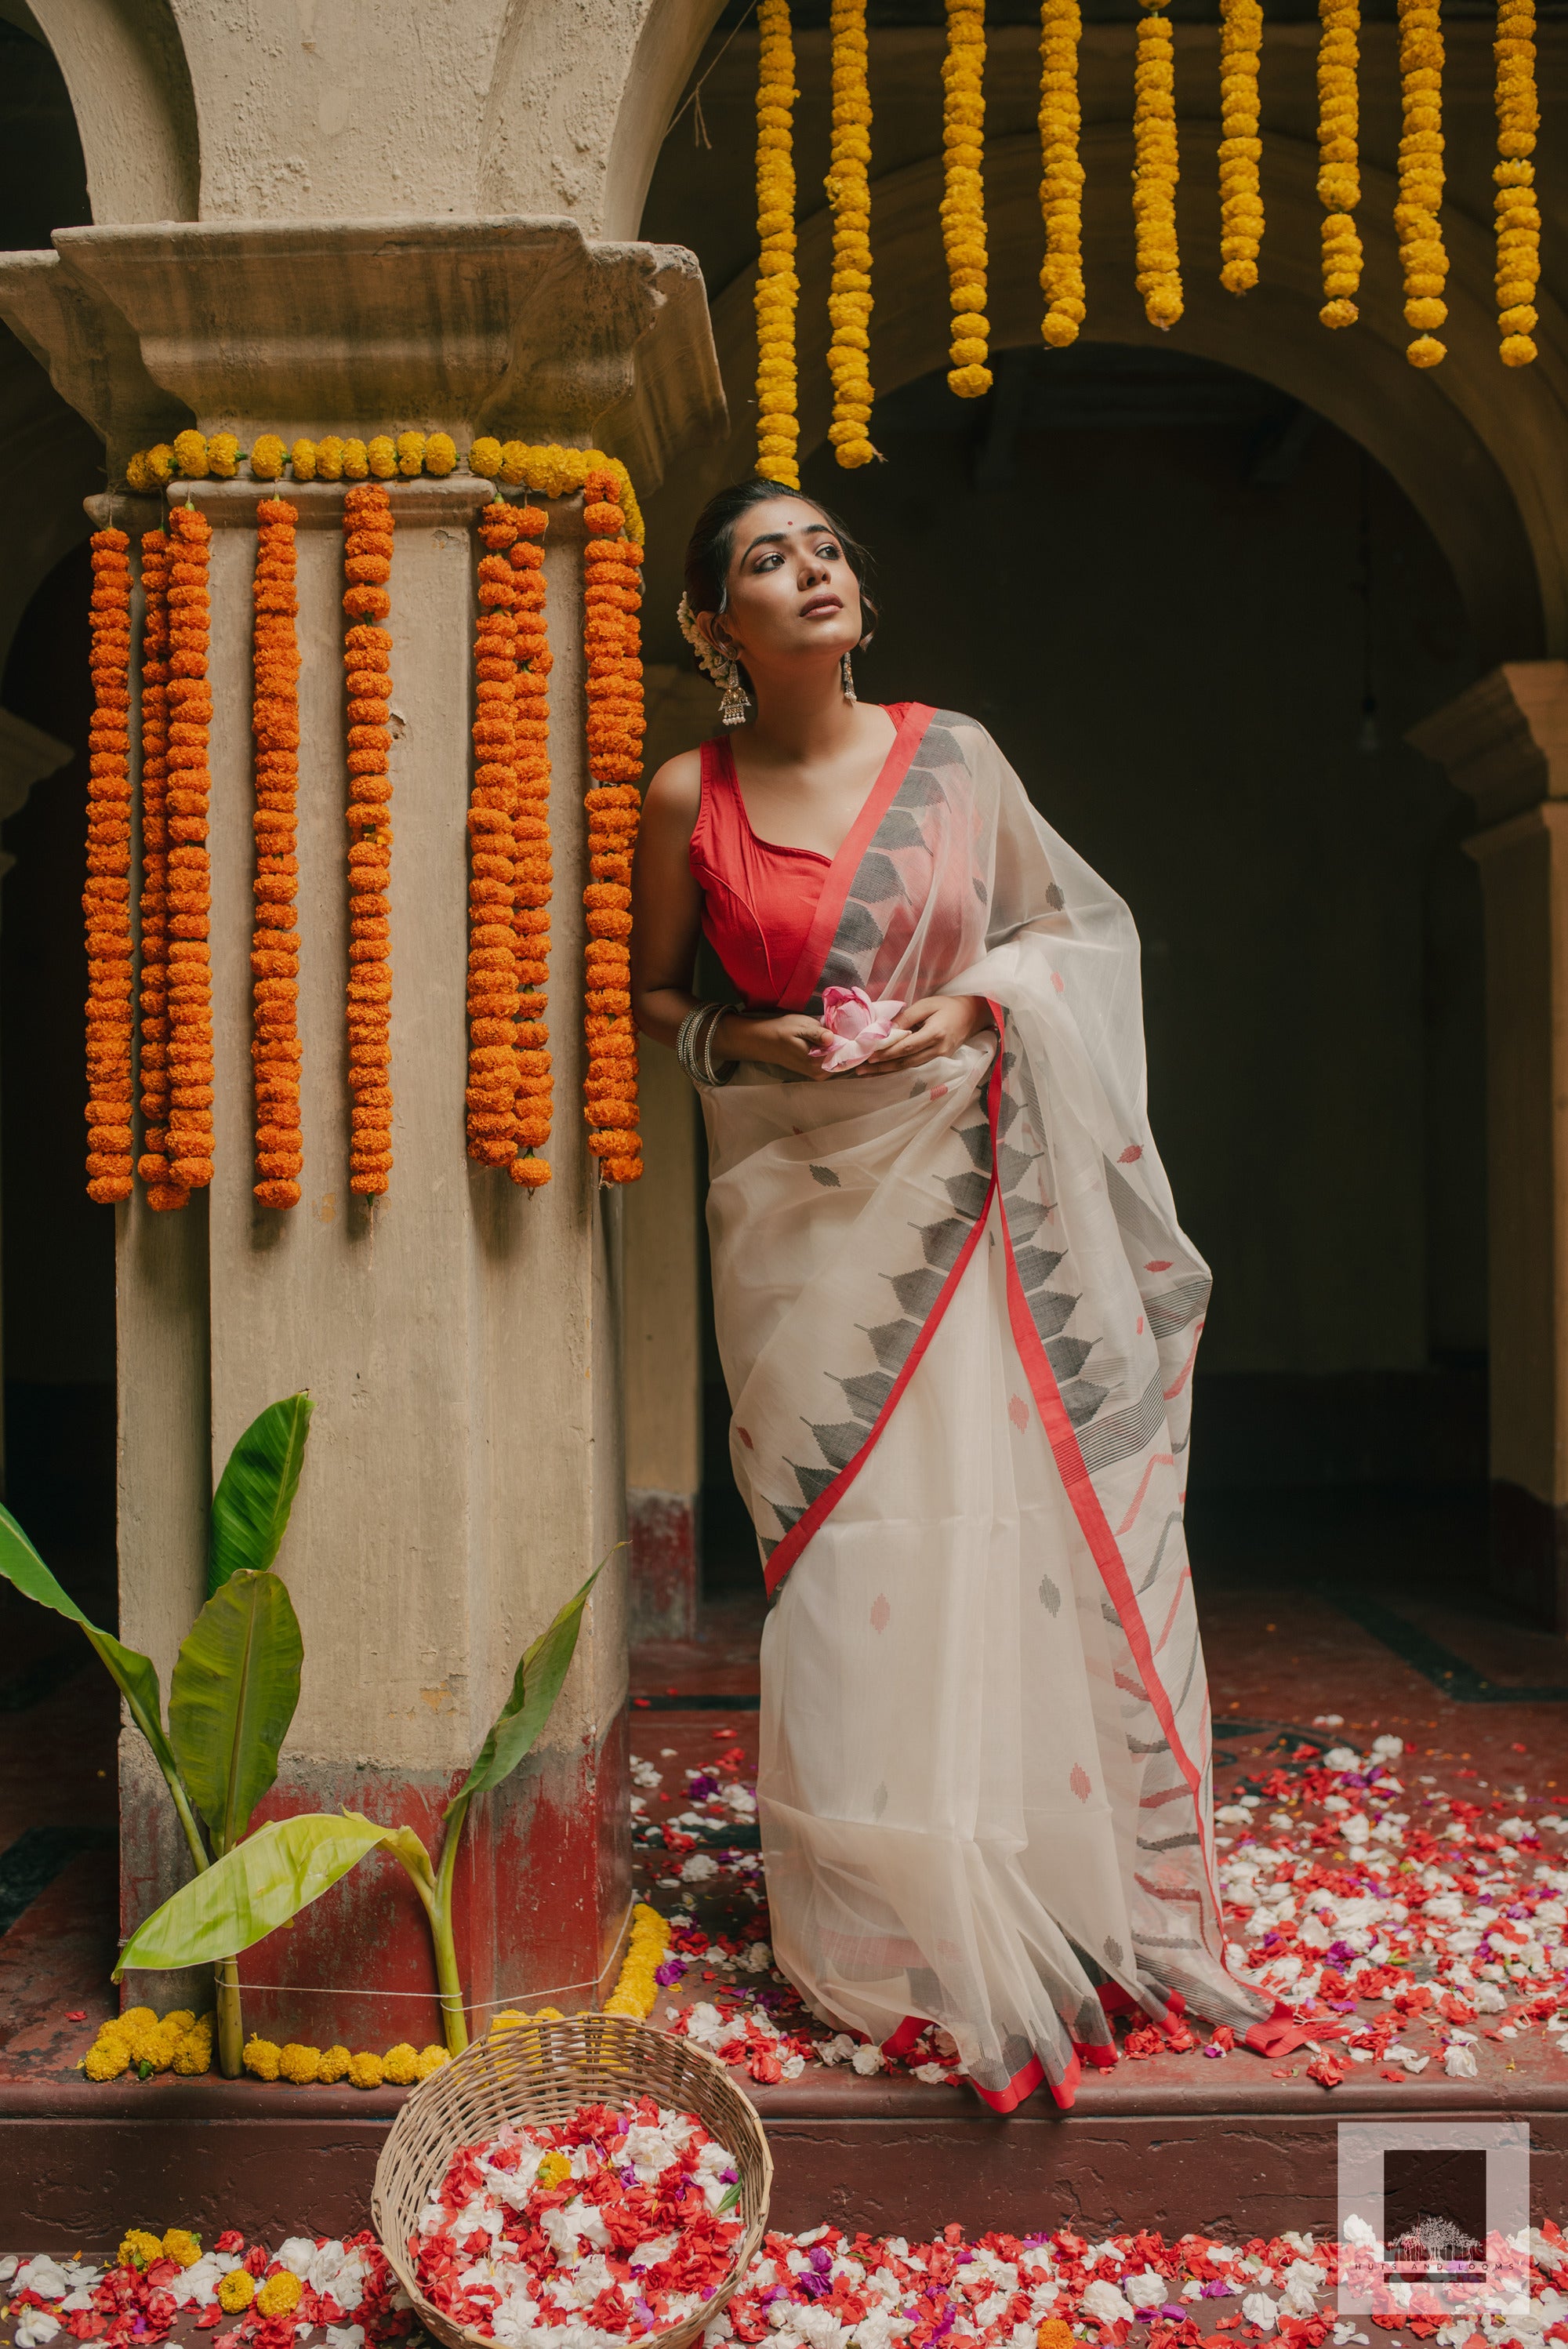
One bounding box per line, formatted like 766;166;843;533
632;481;1279;2111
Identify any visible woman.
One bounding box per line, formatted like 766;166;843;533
631;479;1276;2111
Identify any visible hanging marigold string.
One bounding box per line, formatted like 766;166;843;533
83;527;134;1206
581;471;644;1186
136;528;186;1211
1494;0;1540;367
755;0;801;487
1037;0;1085;350
1133;0;1182;329
467;502;524;1171
1316;0;1363;328
1396;0;1447;368
510;505;554;1188
1218;0;1264;295
164;503;216;1195
826;0;877;466
251;497;303;1210
342;483;396;1197
942;0;991;397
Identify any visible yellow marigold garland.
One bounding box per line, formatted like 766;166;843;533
755;0;801;487
1218;0;1264;295
604;1903;672;2020
342;484;396;1196
826;0;877;467
510;506;555;1186
135;528;186;1211
165;504;216;1194
1133;0;1182;330
84;527;135;1205
1316;0;1363;328
468;502;524;1171
942;0;991;398
1396;0;1447;368
582;471;644;1186
82;2006;213;2081
1038;0;1085;349
1494;0;1540;367
252;498;304;1210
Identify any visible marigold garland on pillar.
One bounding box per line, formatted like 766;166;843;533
826;0;878;466
136;528;186;1211
1316;0;1363;328
1494;0;1540;367
510;506;554;1188
942;0;991;398
83;528;135;1205
467;503;524;1171
1133;0;1182;330
165;504;216;1194
1218;0;1265;295
1396;0;1448;368
581;472;644;1186
251;498;304;1210
1037;0;1085;350
342;484;396;1196
755;0;801;487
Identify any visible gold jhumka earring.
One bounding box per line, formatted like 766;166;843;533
677;594;753;727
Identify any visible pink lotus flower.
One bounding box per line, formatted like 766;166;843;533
812;985;906;1073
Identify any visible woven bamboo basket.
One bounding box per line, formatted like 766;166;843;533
372;2012;773;2349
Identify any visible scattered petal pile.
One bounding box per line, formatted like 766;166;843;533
412;2100;743;2344
2;2226;413;2349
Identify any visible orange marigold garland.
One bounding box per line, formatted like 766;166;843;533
164;504;216;1194
135;528;187;1210
467;503;524;1171
342;484;396;1196
252;498;304;1209
84;528;135;1204
581;473;643;1186
510;504;554;1188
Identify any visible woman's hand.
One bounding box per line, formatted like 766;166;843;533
717;1008;837;1080
855;994;993;1074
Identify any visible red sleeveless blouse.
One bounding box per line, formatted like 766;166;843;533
688;704;926;1011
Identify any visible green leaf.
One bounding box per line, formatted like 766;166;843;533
715;2182;742;2216
448;1556;609;1813
209;1394;313;1596
169;1570;303;1857
114;1810;396;1976
0;1499;185;1797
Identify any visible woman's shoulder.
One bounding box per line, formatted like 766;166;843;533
641;744;706;829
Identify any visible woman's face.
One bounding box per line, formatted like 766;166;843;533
703;498;864;671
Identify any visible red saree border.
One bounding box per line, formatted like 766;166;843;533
760;1039;1002;1596
777;701;935;1011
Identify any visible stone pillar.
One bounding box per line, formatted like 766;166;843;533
1410;664;1568;1632
0;219;724;2044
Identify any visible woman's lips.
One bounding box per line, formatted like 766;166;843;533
800;595;842;618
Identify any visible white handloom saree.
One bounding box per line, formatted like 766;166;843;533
700;706;1276;2110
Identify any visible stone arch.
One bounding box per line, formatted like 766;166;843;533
20;0;198;226
647;124;1558;665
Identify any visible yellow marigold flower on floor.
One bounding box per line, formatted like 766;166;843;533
243;2034;282;2082
85;2036;130;2081
415;2044;450;2080
218;2272;256;2314
426;431;457;476
256;2272;303;2319
172;2022;212;2077
208;432;239;478
118;2231;165;2272
317;2043;353;2084
469;436;503;479
172;430;209;479
382;2042;420;2086
347;2049;385;2089
279;2042;322;2085
120;2007;158;2032
251;434;286;481
162;2230;201;2269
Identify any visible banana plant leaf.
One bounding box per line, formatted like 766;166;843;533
114;1810;399;1975
169;1570;303;1856
209;1393;313;1596
0;1501;183;1794
447;1559;606;1813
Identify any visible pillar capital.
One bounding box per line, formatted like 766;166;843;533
0;217;726;488
1407;660;1568;833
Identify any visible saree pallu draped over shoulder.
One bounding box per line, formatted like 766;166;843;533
701;708;1274;2112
